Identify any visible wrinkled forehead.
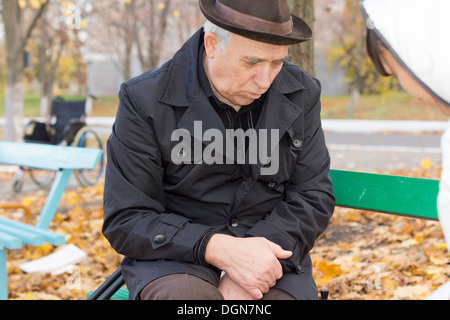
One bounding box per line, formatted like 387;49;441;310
227;32;289;61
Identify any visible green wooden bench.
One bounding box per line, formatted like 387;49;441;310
0;141;103;300
87;169;439;300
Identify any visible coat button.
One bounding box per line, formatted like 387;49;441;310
153;234;166;244
230;218;239;228
293;139;302;148
177;147;188;158
267;181;278;189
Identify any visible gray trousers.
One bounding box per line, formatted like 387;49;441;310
140;273;295;300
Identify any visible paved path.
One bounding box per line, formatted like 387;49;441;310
322;119;447;172
325;131;443;171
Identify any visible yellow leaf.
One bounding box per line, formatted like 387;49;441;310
21;197;34;207
66;192;81;206
420;157;434;169
37;243;53;255
344;210;360;222
30;0;42;9
80;19;88;29
317;261;343;277
18;0;27;9
435;243;448;250
414;233;424;244
382;277;398;290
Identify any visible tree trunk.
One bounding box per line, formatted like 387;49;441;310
286;0;315;76
1;0;49;141
4;76;25;142
2;2;25;141
347;86;360;115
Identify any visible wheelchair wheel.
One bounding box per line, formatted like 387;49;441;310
12;168;24;193
29;169;56;190
72;126;105;187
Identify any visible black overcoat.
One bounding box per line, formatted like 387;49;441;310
103;29;335;300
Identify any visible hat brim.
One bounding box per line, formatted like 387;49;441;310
199;0;312;45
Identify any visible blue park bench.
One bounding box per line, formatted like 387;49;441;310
0;141;103;300
87;169;439;300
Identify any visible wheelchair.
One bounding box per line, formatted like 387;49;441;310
13;95;105;192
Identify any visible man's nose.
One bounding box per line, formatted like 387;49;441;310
253;65;272;90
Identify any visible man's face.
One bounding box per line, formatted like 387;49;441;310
204;32;289;110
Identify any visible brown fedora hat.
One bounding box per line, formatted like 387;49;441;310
199;0;312;45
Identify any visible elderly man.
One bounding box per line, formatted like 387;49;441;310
103;0;335;300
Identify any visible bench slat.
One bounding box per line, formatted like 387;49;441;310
0;217;65;246
330;170;439;220
0;141;102;171
0;223;44;247
0;231;22;250
0;249;6;300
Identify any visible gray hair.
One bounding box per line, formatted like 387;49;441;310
203;20;231;50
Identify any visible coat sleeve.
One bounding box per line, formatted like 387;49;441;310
102;83;213;262
246;79;335;274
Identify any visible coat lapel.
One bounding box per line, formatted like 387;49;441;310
249;66;306;179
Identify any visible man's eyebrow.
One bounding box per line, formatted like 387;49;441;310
244;54;290;64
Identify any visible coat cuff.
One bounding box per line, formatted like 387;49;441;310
193;229;217;266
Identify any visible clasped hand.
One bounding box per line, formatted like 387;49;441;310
205;234;292;300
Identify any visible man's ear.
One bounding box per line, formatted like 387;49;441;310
204;32;218;59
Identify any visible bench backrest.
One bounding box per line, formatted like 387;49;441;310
0;141;102;171
330;169;439;221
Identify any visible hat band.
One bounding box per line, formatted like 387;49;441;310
215;0;293;36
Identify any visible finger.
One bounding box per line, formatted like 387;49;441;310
267;280;276;289
267;241;292;259
274;265;283;280
248;288;263;300
260;282;270;294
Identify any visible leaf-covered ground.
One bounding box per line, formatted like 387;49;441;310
313;165;449;300
1;165;449;300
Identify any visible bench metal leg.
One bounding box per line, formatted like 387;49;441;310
0;249;7;300
36;169;73;230
87;267;124;300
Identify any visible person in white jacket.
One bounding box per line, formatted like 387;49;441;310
360;0;450;299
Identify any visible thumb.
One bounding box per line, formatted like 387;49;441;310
268;242;292;259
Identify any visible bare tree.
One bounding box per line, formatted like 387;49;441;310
134;0;173;71
1;0;49;141
35;14;67;117
88;0;199;82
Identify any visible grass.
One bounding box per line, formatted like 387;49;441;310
0;91;448;121
0;92;119;118
321;92;449;121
